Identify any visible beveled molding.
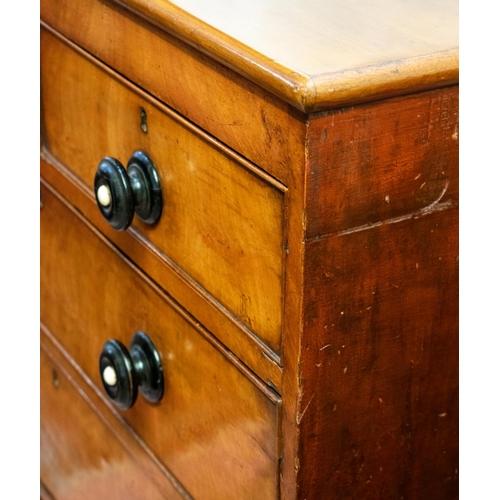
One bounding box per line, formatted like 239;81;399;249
112;0;458;113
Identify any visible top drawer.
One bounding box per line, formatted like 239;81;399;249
41;28;286;356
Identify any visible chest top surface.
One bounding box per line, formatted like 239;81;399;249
114;0;458;111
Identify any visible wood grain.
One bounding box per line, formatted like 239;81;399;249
40;183;281;500
39;5;305;184
40;153;283;390
41;347;186;500
306;86;459;238
297;208;458;499
41;28;285;355
41;324;193;499
113;0;458;111
294;84;459;498
40;3;459;497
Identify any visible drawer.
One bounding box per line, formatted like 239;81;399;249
40;345;185;500
40;0;304;185
40;183;281;500
41;27;286;356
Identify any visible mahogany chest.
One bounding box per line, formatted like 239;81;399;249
40;1;459;498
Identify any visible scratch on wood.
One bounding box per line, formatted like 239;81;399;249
309;181;453;242
319;344;331;351
248;433;273;460
420;180;449;212
297;393;315;424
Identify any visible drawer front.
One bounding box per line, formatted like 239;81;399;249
40;183;281;500
40;347;183;500
41;27;285;355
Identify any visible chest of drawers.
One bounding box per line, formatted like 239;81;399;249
40;1;459;498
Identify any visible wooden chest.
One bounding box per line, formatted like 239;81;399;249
40;1;459;498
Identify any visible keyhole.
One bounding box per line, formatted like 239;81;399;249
52;369;59;388
140;107;148;134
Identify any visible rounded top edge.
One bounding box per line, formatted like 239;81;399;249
112;0;459;113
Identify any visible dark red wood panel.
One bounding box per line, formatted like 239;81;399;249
298;207;458;499
306;87;458;238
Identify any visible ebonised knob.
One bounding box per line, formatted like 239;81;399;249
99;331;164;410
94;150;162;231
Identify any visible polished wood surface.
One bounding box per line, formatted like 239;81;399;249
40;153;284;390
41;28;285;355
40;183;281;500
40;1;458;496
299;208;458;499
294;87;459;498
41;324;192;499
41;348;186;500
306;86;459;238
113;0;458;111
39;7;305;185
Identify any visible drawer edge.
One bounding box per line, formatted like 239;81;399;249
40;323;193;500
40;172;283;402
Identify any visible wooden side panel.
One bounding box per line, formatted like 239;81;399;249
40;348;184;500
306;87;458;238
41;28;284;355
298;86;459;499
40;0;305;185
299;208;458;499
40;184;280;500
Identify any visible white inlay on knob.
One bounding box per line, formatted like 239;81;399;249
97;184;112;207
103;365;117;386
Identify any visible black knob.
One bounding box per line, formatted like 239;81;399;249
94;150;162;231
99;331;164;410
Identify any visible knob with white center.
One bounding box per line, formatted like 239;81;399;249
102;365;117;386
94;151;163;231
96;184;112;207
99;332;164;410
